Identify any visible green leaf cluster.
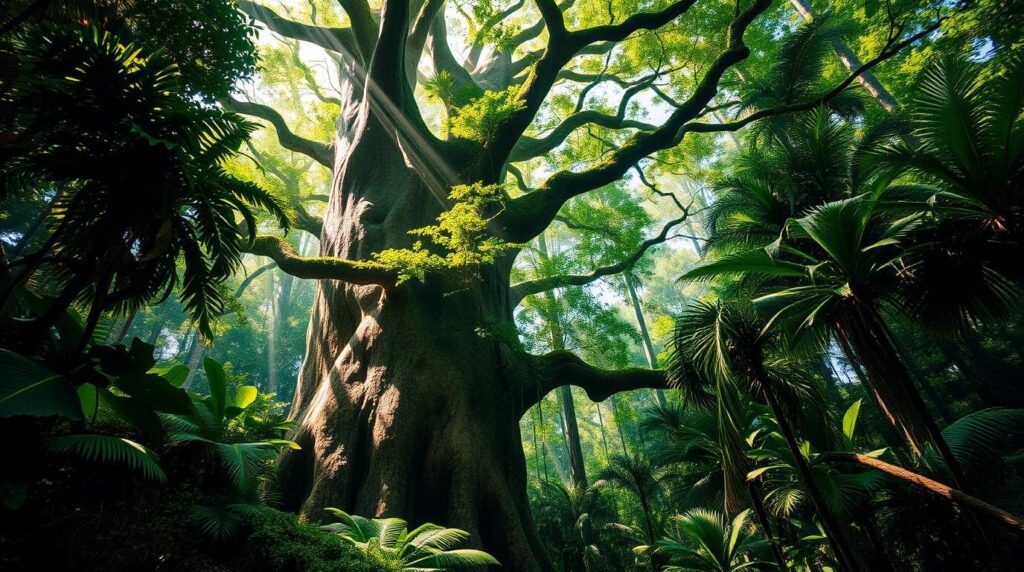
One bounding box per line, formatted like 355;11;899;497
448;86;526;143
374;182;519;283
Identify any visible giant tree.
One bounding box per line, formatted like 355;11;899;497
225;0;942;568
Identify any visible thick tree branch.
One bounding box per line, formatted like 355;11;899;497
573;0;698;47
494;0;772;242
223;96;333;168
818;453;1024;534
244;236;397;285
523;350;667;413
430;14;483;99
510;213;687;305
368;0;412;101
291;203;324;236
535;0;568;38
681;18;942;135
407;0;446;85
339;0;380;62
511;110;656;161
237;0;357;55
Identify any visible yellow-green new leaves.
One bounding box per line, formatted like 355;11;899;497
373;183;520;283
448;87;526;143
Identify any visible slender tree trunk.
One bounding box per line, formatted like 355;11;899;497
556;385;588;487
537;234;588;488
747;481;791;571
595;402;611;459
182;329;205;390
839;304;972;492
112;309;136;344
749;358;866;572
787;0;898;112
266;270;280;394
623;272;666;408
609;395;630;457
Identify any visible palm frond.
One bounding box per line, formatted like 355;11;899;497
45;434;166;481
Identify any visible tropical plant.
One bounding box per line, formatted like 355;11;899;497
163;357;298;497
703;110;856;255
749;400;887;523
865;55;1024;333
531;479;621;571
739;16;865;147
668;298;860;570
320;508;500;571
595;454;663;546
0;23;286;343
682;194;973;493
652;508;773;572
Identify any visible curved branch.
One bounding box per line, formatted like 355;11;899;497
817;452;1024;534
234;261;276;297
681;18;942;135
339;0;380;62
244;237;397;286
291;203;324;236
511;110;656;161
523;350;667;414
573;0;698;47
510;213;687;305
485;0;782;241
512;66;672;161
237;0;356;55
223;97;333;168
535;0;568;38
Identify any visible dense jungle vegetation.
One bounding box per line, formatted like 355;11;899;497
1;0;1023;570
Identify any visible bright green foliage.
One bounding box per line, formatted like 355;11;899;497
164;357;299;497
652;508;771;572
321;508;500;571
44;434;167;482
740;17;865;146
238;509;397;572
0;24;286;340
448;87;526;143
374;182;519;283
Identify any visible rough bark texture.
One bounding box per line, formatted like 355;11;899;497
234;0;869;566
272;63;556;566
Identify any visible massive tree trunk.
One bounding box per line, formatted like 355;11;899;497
273;80;553;567
230;0;794;567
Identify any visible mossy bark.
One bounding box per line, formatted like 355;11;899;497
275;92;553;570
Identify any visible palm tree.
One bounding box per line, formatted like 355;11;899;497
320;508;499;571
595;453;662;547
530;479;619;571
738;15;865;148
653;508;774;571
640;402;789;571
864;55;1024;333
0;23;286;345
703;110;856;256
670;299;863;571
682;195;977;489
